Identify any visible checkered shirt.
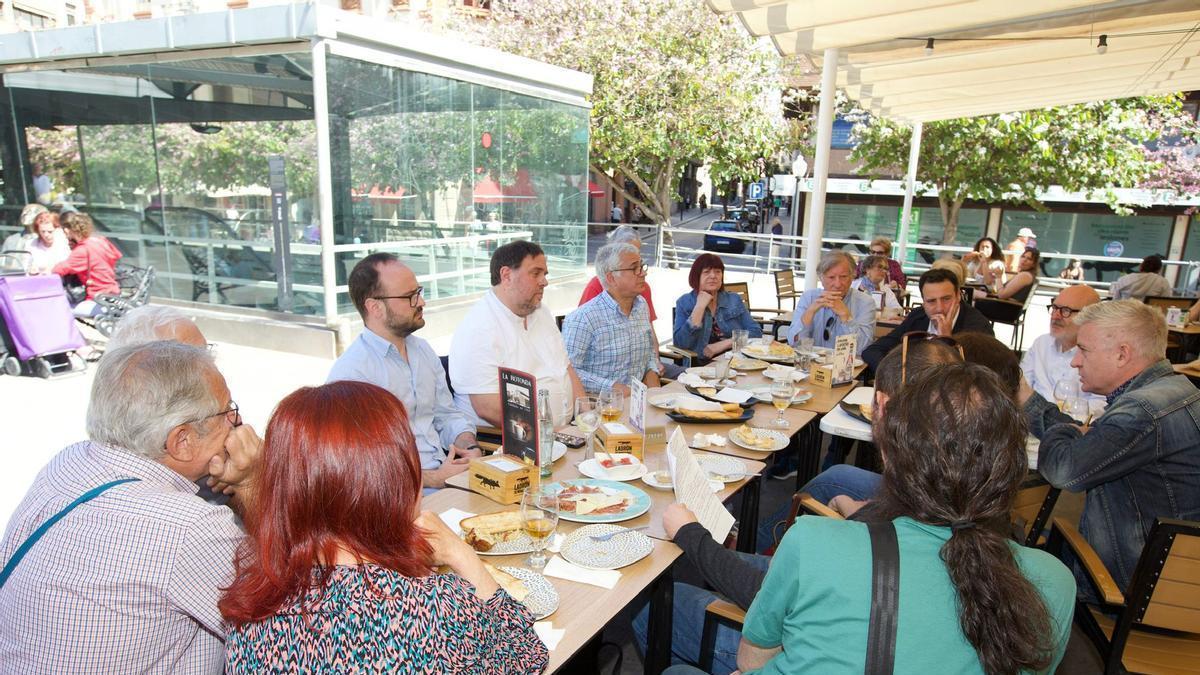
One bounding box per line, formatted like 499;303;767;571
563;291;658;394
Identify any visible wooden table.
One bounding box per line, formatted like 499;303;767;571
421;488;681;674
1174;362;1200;379
1169;323;1200;336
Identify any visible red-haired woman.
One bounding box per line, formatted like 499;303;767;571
672;253;761;362
220;381;547;673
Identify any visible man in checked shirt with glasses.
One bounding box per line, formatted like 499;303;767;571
563;242;661;396
0;341;260;673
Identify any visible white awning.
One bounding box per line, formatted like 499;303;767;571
707;0;1200;121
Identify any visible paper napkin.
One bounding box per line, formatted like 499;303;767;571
543;555;621;589
534;622;566;650
438;508;476;535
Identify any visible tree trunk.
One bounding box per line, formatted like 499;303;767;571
937;194;964;257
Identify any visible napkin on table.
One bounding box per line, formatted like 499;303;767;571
534;622;566;650
543;555;621;589
676;373;709;388
713;387;753;404
439;508;476;535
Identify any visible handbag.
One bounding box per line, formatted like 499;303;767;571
0;478;139;589
864;520;900;675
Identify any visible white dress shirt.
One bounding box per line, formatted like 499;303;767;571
449;290;573;426
1020;333;1106;404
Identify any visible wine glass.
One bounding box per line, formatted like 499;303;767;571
1053;380;1079;413
1065;397;1091;425
770;380;793;428
574;396;600;460
520;488;560;570
599;387;624;423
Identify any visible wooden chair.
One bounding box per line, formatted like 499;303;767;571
773;269;801;311
1012;475;1061;548
698;493;840;671
723;281;787;335
1047;516;1200;674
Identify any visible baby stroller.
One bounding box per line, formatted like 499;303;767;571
0;253;88;378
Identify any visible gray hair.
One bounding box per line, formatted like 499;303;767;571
1073;299;1167;362
87;341;223;460
817;250;855;277
608;225;641;247
595;242;640;291
106;305;194;352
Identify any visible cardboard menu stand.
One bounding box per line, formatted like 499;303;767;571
810;334;857;388
627;379;666;453
499;367;540;467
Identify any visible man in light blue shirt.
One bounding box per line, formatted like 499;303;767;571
328;253;479;490
563;243;661;395
787;250;877;355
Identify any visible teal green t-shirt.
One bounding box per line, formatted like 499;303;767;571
741;516;1076;674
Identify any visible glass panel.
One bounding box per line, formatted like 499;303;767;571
820;202;986;264
999;210;1173;282
14;52;318;314
326;53;589;314
1179;215;1200;293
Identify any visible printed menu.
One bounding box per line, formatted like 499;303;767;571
499;367;539;466
831;334;857;385
666;428;734;543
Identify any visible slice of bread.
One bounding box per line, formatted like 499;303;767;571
461;510;523;552
483;562;530;603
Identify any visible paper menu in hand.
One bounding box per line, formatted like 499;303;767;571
629;379;647;432
666;428;735;543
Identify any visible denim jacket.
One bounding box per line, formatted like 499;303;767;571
1027;360;1200;592
672;290;762;359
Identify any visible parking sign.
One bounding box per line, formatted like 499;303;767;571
748;181;765;200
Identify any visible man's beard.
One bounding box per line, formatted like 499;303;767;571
384;307;424;339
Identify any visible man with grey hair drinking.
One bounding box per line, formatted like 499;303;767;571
1021;299;1200;595
0;341;261;674
563;242;661;395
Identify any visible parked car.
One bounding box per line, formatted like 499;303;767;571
724;207;756;232
702;220;746;254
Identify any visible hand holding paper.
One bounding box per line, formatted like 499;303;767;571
666;428;735;543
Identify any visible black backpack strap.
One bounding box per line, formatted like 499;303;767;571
864;520;900;675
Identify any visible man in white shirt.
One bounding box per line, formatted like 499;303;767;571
31;163;52;205
450;241;585;428
1020;284;1105;405
1108;255;1173;301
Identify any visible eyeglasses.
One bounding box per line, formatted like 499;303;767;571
371;286;425;308
615;262;648;276
823;316;836;341
1047;303;1083;319
183;400;241;429
869;249;887;255
900;332;965;384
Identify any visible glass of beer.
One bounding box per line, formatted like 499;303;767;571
521;488;560;570
574;396;600;460
771;380;793;428
599;387;624;423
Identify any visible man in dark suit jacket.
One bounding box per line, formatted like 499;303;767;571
863;267;994;372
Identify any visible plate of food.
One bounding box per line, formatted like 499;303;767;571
545;479;653;523
685;366;718;379
839;401;874;425
812;354;866;368
641;470;722;492
684;385;755;408
728;424;790;452
487;564;559;620
648;392;709;409
560;524;654;569
730;357;769;371
695;454;750;483
747;384;814;406
763;366;807;382
578;453;648;481
667;403;754;424
741;341;796;363
460;511;535;556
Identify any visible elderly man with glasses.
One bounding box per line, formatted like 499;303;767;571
0;341;260;674
787;250;877;355
1019;284;1104;406
563;242;661;396
328;253;480;491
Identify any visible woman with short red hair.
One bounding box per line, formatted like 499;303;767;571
672;253;761;362
220;381;547;673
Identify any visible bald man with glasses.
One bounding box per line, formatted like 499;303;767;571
1019;284;1105;405
328;253;480;491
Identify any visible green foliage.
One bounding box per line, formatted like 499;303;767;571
850;94;1192;244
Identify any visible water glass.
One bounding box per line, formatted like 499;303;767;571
732;329;749;358
520;488;560;570
599;387;624;423
799;337;815;353
713;355;732;381
574;396;600;460
792;349;811;372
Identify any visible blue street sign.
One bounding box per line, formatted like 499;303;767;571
748;181;765;200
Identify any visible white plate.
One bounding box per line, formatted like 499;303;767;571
763;366;808;382
742;344;796;362
730;357;769;371
812;355;866;368
499;566;559;620
747;385;814;406
728;427;790;452
578;458;648;482
649;392;710;410
641;470;723;492
552;441;567;462
695;454;749;483
685;366;717;378
560;524;654;570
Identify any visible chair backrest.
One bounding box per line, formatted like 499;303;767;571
774;269;795;296
724;282;751;309
1011;480;1060;547
1144;295;1192;314
1124;518;1200;634
785;492;845;531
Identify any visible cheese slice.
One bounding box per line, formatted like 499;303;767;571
573;493;627;515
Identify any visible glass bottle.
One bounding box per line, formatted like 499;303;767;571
537;388;554;478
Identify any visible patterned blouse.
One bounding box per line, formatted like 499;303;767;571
226;564;548;674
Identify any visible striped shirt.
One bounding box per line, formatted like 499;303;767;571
563;291;657;394
0;441;244;674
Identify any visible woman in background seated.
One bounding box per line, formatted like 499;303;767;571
673;253;761;362
26;211;69;273
734;364;1074;674
962;236;1006;287
854;236;907;292
51;212;122;317
850;254;902;312
990;248;1039;303
220;381;547;674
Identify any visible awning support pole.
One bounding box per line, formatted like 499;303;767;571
804;47;839;290
896;121;923;264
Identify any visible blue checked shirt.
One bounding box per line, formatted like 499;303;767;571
0;441;243;674
563;291;658;394
787;287;877;355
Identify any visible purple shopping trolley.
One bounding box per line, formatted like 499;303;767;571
0;275;87;378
